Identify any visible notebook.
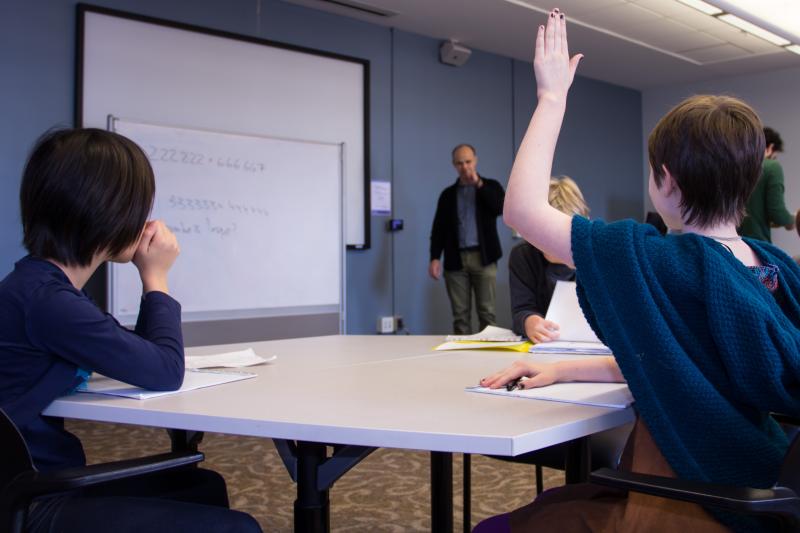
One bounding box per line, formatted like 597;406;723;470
77;369;256;400
466;382;633;409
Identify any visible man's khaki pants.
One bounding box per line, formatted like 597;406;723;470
443;249;497;335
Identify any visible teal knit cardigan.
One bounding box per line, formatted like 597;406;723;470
571;216;800;531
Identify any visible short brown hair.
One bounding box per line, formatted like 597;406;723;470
20;128;155;267
648;95;764;227
549;176;589;217
451;143;476;160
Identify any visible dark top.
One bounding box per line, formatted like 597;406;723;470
508;242;575;337
0;256;184;471
739;159;794;242
430;177;505;271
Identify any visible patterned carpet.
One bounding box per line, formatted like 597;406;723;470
70;419;566;532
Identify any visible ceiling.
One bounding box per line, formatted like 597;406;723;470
282;0;800;89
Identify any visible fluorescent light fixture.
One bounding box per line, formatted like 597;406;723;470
677;0;723;15
712;1;800;44
786;44;800;55
717;13;791;45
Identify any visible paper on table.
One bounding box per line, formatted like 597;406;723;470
77;369;256;400
529;340;611;356
435;340;533;352
185;348;276;369
466;382;633;409
543;281;600;343
445;325;522;342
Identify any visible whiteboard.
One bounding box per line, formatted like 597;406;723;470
109;118;343;325
79;6;368;247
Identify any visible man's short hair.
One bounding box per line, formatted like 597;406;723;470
549;176;589;217
764;127;783;152
451;143;476;160
20;128;155;267
648;95;764;228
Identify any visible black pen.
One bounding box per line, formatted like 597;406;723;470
506;378;522;391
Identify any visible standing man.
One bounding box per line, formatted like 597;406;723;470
429;144;505;334
739;127;796;242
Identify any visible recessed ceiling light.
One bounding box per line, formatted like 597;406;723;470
718;13;792;46
676;0;723;15
786;44;800;55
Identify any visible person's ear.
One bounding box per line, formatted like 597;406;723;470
661;164;678;195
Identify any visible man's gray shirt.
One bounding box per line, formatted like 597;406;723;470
456;184;479;249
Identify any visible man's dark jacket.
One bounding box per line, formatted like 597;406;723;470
429;177;505;271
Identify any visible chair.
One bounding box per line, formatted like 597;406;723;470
463;423;633;532
0;408;204;533
590;419;800;532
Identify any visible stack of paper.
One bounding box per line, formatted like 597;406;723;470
466;382;633;409
530;340;611;355
77;369;256;400
185;348;276;369
529;281;612;356
436;326;531;352
445;325;522;342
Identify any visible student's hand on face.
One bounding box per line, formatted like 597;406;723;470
534;9;583;104
132;220;180;293
524;315;560;343
429;259;442;280
479;360;560;390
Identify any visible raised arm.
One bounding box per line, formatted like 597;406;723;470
504;9;583;267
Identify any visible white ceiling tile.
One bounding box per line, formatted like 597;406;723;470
723;29;786;53
577;2;664;28
681;42;752;62
669;31;727;51
525;0;629;17
629;0;697;19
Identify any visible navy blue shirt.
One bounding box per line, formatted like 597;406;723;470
0;256;184;471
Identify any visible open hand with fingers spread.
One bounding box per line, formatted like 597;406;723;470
534;8;583;104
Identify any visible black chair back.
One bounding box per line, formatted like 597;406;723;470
0;408;36;533
0;408;35;490
778;431;800;495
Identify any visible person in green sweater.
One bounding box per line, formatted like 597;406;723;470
738;127;797;242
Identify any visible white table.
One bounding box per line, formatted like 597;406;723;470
44;335;634;532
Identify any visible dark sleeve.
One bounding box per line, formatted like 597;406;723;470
25;284;184;391
430;191;447;261
764;162;794;227
476;178;504;217
509;245;545;337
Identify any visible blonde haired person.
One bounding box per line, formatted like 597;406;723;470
509;176;589;342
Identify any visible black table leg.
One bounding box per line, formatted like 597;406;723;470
463;453;471;533
295;441;330;533
431;451;454;533
167;429;204;453
564;436;591;484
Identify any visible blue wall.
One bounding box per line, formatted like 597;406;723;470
0;0;643;336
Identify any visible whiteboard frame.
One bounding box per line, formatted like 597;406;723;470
107;115;346;333
75;2;370;250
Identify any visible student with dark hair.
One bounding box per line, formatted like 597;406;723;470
739;126;796;242
476;10;800;533
1;128;262;533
